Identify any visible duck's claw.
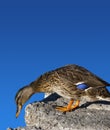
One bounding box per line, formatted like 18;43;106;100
56;100;80;112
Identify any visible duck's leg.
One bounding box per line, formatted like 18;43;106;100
56;99;80;112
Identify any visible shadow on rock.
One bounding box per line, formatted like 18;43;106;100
80;100;110;108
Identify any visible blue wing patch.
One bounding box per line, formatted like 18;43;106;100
77;83;89;90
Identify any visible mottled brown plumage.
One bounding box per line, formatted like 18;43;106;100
15;64;110;117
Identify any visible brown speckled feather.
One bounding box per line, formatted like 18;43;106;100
54;64;110;87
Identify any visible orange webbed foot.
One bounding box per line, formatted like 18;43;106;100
56;100;80;112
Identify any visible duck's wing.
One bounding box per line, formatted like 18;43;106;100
55;64;110;88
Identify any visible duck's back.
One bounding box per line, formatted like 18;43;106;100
53;64;110;88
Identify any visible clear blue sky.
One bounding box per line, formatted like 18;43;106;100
0;1;110;129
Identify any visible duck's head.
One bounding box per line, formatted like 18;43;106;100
15;86;34;118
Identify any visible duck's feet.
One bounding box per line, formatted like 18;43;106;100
56;100;80;112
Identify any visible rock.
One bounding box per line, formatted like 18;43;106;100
7;126;42;130
8;93;110;130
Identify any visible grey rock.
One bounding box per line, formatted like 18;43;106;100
8;93;110;130
7;126;42;130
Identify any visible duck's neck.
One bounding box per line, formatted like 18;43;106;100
28;80;52;94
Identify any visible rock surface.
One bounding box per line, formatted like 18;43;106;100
8;93;110;130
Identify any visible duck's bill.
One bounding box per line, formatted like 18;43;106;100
16;105;22;118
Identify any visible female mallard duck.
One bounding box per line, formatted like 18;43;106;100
15;64;110;117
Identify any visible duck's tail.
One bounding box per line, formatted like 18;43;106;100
96;87;110;101
106;85;110;93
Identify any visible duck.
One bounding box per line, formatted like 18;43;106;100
15;64;110;118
